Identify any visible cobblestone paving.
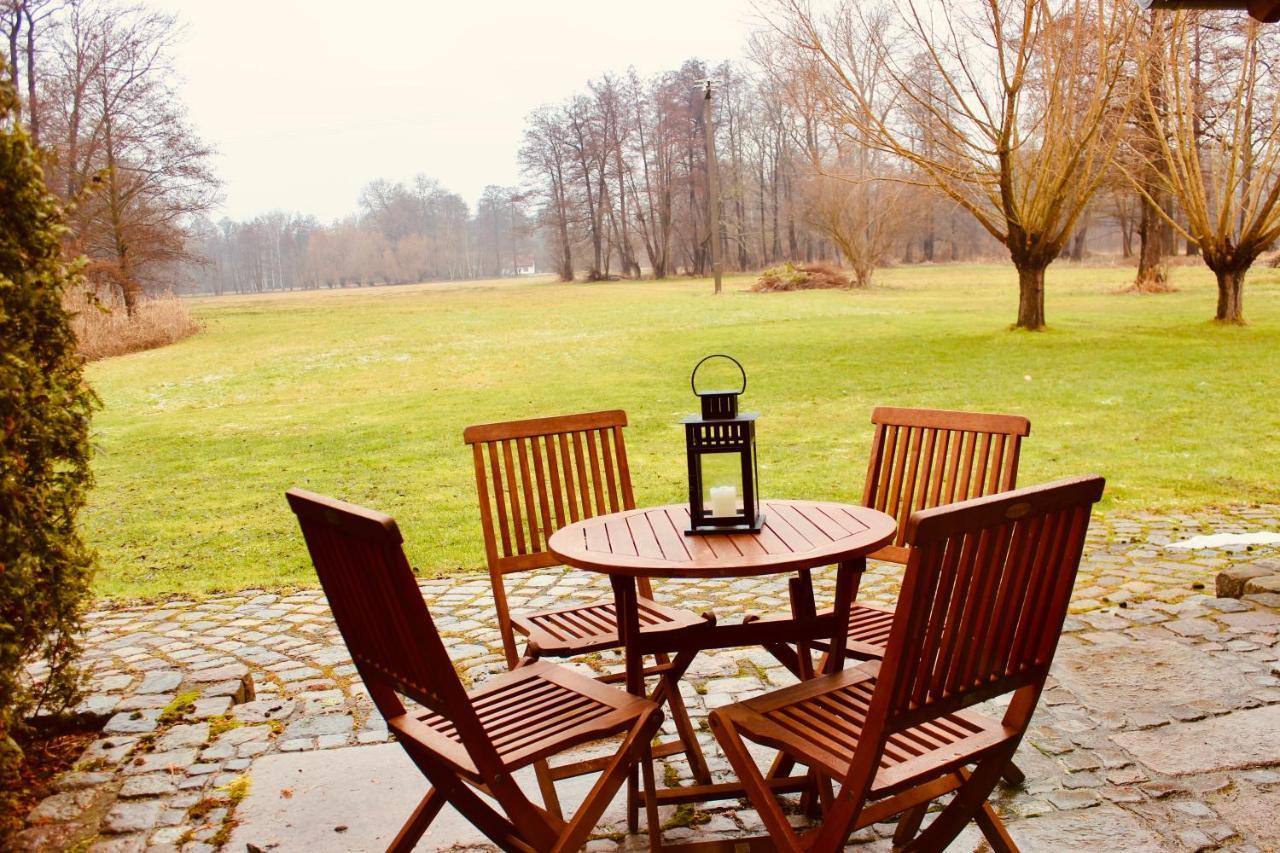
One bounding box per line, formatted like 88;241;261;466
16;506;1280;852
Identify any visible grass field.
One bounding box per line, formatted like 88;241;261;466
84;262;1280;600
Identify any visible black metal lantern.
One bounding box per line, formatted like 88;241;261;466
683;354;763;534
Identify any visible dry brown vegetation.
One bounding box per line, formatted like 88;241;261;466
752;262;852;292
66;288;200;361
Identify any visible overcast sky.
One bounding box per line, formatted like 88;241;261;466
149;0;762;224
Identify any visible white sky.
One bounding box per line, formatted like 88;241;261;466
150;0;762;224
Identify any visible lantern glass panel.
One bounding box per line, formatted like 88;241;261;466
699;452;743;519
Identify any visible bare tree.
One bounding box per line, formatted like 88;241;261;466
36;3;217;314
1129;11;1280;323
773;0;1137;328
625;69;680;278
520;106;575;281
0;0;57;143
801;166;913;287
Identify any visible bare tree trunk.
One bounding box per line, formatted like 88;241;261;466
1069;218;1088;261
736;197;748;270
101;97;143;316
23;4;37;144
6;8;20;92
1015;264;1046;330
1134;196;1169;291
1214;267;1245;324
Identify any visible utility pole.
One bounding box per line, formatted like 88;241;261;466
701;79;723;295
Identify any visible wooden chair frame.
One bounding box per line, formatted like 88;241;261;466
287;489;663;853
711;475;1104;852
463;410;713;821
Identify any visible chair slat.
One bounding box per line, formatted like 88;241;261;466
612;427;635;507
944;430;964;504
986;433;1007;494
501;440;527;555
571;431;592;518
516;438;540;552
487;443;513;558
600;428;620;513
899;427;924;528
529;438;554;549
875;424;896;513
543;434;567;530
558;433;579;525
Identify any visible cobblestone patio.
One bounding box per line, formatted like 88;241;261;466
16;506;1280;852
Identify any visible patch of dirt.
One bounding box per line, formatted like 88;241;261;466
1115;269;1178;294
1;719;99;842
751;262;852;292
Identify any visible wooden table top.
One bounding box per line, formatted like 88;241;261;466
548;499;896;578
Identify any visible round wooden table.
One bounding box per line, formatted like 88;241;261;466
548;499;896;839
549;499;896;578
549;498;896;680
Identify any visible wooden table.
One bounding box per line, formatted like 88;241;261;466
548;499;896;847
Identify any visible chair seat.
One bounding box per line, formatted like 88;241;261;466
389;660;656;784
715;663;1012;797
844;602;896;658
512;596;709;657
806;602;896;659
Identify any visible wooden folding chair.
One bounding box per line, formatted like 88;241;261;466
463;410;713;820
711;475;1103;852
828;407;1034;788
287;489;663;853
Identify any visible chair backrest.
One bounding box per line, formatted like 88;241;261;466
464;410;636;575
862;407;1031;563
464;410;639;666
866;476;1103;751
286;489;497;768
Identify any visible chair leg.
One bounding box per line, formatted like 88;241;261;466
974;799;1019;853
626;764;639;834
405;758;527;853
555;708;662;853
655;653;713;786
640;742;664;852
388;788;445;853
1000;759;1026;787
709;711;805;852
767;750;797;780
891;802;928;848
901;749;1018;853
534;759;565;823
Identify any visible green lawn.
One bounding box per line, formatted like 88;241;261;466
85;262;1280;600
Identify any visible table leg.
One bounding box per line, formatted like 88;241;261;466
610;575;644;696
610;575;645;837
788;570;817;682
825;557;865;675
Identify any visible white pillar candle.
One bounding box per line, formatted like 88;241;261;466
709;484;737;518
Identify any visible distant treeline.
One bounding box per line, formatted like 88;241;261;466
185;180;537;294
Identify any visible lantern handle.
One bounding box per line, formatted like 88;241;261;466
691;354;747;397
